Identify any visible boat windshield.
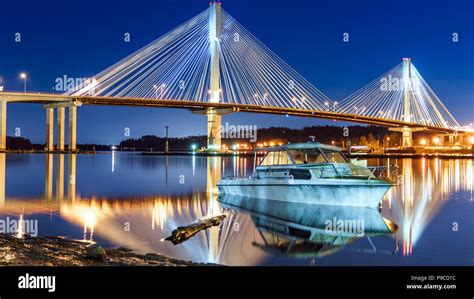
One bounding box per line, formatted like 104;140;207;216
259;150;291;166
320;149;348;163
288;149;326;164
259;147;349;166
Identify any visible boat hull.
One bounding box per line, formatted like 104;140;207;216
217;178;391;208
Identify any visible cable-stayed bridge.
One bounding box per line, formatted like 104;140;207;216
0;2;466;152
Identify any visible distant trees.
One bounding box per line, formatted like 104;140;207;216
6;136;33;150
116;125;407;151
119;135;206;151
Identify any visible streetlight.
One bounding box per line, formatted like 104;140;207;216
20;73;27;93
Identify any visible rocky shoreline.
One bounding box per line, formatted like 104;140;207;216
0;234;215;266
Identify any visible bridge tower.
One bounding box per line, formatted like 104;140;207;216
390;58;424;147
207;2;222;151
401;57;413;147
206;2;222;151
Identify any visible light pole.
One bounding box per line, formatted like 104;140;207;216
165;126;169;154
20;73;27;93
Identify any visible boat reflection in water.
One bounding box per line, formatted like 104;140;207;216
0;153;472;265
219;194;398;258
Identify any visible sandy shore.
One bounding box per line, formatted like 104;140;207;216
0;234;214;266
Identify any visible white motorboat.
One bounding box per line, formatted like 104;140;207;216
217;142;397;208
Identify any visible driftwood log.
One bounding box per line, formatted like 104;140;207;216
164;215;226;245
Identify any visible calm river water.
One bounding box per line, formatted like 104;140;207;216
0;152;473;266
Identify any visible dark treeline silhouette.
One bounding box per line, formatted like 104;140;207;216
118;125;425;151
5;136;113;151
4;125;438;152
6;136;33;150
119;135;207;151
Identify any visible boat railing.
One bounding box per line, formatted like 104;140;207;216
366;165;399;183
319;164;399;183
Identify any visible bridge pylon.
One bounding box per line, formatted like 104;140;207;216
207;2;223;151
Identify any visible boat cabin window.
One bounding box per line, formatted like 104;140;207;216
289;149;326;164
320;149;347;163
259;151;291;166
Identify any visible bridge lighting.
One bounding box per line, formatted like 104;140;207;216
19;73;27;93
433;137;441;146
419;139;427;146
468;136;474;144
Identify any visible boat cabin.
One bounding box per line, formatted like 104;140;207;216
256;143;348;166
253;143;373;180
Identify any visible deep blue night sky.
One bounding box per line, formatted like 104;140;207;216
0;0;473;144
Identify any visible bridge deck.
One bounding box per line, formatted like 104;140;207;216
0;92;460;134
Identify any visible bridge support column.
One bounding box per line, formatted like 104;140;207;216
57;107;65;151
401;127;412;147
0;101;6;152
207;108;221;151
45;108;55;152
68;106;77;153
389;126;425;148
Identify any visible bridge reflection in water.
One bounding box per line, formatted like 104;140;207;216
0;153;472;265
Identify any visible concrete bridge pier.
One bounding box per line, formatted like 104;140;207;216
44;101;80;153
68;106;77;153
207;108;221;151
402;127;413;147
57;107;65;151
45;107;55;152
389;126;425;148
